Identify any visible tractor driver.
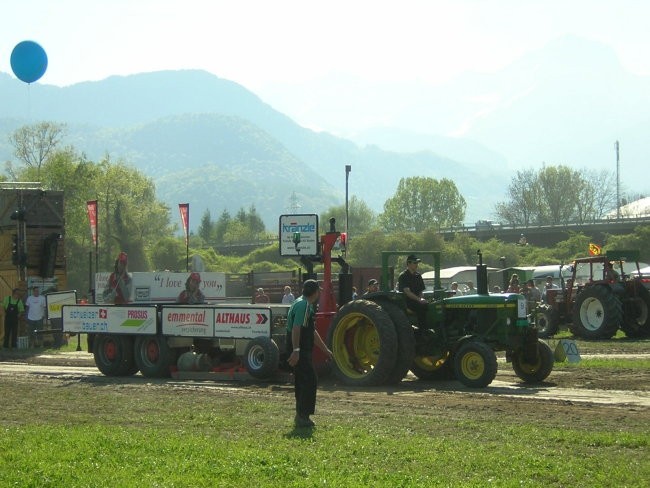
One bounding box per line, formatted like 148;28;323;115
398;254;428;327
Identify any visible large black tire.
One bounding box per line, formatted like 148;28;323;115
512;339;554;383
453;341;498;388
621;286;650;338
244;337;280;379
410;351;455;380
535;304;559;338
134;335;177;378
570;286;622;339
328;299;398;386
93;334;136;376
378;302;416;384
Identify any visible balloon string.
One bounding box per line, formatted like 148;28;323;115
27;83;32;121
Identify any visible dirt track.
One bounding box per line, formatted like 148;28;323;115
1;352;649;411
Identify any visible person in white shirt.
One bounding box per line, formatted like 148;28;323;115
26;287;46;347
282;286;295;305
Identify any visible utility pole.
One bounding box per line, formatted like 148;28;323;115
345;164;351;254
615;141;621;220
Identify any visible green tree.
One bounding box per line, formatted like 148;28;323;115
320;196;377;235
8;122;66;179
379;177;466;232
198;209;213;243
214;209;231;244
150;237;185;271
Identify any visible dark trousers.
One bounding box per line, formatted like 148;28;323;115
3;319;18;348
294;353;317;417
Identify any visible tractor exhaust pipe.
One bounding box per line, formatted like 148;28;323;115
476;250;489;295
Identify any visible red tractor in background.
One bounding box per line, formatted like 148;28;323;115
535;250;650;339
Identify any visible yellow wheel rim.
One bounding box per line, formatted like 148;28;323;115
460;351;485;380
516;349;542;374
332;312;380;379
414;350;450;371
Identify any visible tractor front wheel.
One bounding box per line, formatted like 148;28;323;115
328;300;398;386
512;339;554;383
453;341;497;388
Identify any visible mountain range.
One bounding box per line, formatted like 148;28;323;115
0;70;502;228
1;35;646;230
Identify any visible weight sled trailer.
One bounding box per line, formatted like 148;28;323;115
62;303;290;379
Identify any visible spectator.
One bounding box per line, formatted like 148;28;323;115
255;288;270;304
466;281;476;294
177;273;206;304
2;288;24;349
507;274;520;293
492;285;502;294
365;279;379;295
351;287;358;300
26;287;46;347
282;286;295;305
450;282;463;296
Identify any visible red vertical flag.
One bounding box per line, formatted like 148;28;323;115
86;200;98;246
179;203;189;245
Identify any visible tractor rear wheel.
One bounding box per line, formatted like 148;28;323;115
378;302;416;384
621;287;650;338
410;350;454;380
93;334;136;376
535;304;559;338
328;300;398;386
512;339;554;383
244;337;280;379
134;335;177;378
571;286;621;339
454;341;497;388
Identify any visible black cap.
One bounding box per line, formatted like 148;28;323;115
302;279;321;297
368;278;378;286
406;254;421;263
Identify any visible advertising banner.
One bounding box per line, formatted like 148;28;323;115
162;306;215;337
179;203;189;246
279;214;319;256
62;305;157;334
95;272;226;304
45;290;78;320
86;200;98;246
214;307;271;339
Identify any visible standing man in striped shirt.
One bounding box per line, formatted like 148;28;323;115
286;279;333;428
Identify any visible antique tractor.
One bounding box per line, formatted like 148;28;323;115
534;250;650;339
327;250;554;388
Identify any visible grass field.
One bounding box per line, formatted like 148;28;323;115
0;374;648;487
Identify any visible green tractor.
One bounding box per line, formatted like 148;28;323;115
327;250;554;388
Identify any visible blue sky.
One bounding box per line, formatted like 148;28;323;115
2;0;649;87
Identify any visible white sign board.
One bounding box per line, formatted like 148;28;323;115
62;305;157;334
95;272;227;304
162;307;215;337
279;214;319;256
214;307;271;339
46;291;78;320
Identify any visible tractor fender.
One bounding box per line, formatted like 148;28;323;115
450;335;477;353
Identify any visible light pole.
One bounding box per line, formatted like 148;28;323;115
345;164;351;251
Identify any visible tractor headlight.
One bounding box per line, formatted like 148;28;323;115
517;298;527;318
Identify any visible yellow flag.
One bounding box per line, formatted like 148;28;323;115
589;243;602;256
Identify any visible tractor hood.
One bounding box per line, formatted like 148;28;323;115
442;293;529;324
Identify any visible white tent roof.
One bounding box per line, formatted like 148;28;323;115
422;266;498;280
607;196;650;218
